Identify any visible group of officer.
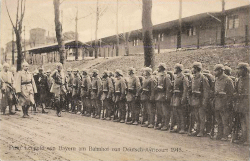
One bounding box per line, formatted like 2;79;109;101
0;61;249;146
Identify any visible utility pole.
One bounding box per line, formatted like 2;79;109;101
12;29;15;65
116;0;119;56
75;7;79;60
177;0;182;49
94;0;99;58
24;26;26;61
221;0;225;46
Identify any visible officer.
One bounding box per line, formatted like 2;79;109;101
80;69;92;116
71;68;81;114
90;69;102;119
10;66;20;111
113;69;126;123
101;70;114;120
66;68;73;112
225;66;237;86
234;63;249;145
171;63;187;134
16;61;37;117
108;71;116;119
189;62;210;137
140;67;156;128
213;64;234;141
50;63;67;117
126;67;141;125
0;63;15;115
34;66;49;113
45;69;53;108
154;63;172;131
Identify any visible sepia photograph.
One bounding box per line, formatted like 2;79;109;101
0;0;249;160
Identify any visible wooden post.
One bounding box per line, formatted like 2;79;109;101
197;25;200;49
245;25;249;46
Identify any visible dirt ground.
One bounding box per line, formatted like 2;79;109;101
0;108;249;161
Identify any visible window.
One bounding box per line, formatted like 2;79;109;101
133;40;136;46
161;33;164;41
136;39;139;46
227;15;239;29
187;26;196;36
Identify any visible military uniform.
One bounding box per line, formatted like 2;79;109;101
34;71;49;105
91;69;102;119
71;70;81;114
154;64;172;130
214;64;234;140
101;71;114;120
140;67;156;128
80;70;92;116
50;66;67;117
234;63;249;145
65;69;74;111
126;68;141;125
0;64;15;114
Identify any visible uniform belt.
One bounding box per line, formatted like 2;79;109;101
21;81;31;85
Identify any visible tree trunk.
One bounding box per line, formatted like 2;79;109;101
142;0;155;69
15;31;23;71
53;0;65;64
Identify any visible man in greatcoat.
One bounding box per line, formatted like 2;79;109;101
80;69;92;116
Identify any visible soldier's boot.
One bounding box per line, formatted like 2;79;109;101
15;105;20;111
42;103;48;114
9;104;16;115
26;106;30;117
155;115;162;130
120;110;125;123
161;120;169;131
148;114;154;128
21;106;26;118
2;106;6;115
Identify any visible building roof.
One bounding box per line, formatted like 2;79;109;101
27;40;90;54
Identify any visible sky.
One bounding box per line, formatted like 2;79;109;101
0;0;249;49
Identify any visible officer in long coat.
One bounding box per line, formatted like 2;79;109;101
140;67;156;128
65;68;73;111
90;69;102;119
0;63;15;115
50;63;67;117
154;63;172;131
100;70;114;120
113;69;127;123
189;62;210;137
80;69;92;116
126;67;141;125
171;63;187;134
16;61;37;117
213;64;234;141
71;68;81;114
10;66;19;111
234;63;249;145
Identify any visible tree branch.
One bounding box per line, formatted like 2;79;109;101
16;0;20;29
5;0;16;30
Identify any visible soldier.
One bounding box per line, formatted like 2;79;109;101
224;66;237;85
126;67;141;125
234;63;249;145
189;62;210;137
213;64;234;141
108;71;116;119
183;69;193;132
50;63;67;117
90;69;102;119
140;67;156;128
100;70;114;120
45;69;53;108
16;61;37;117
171;63;187;134
65;68;73;112
113;69;127;123
202;69;216;136
71;68;81;114
0;63;16;115
154;63;172;131
80;69;92;116
167;71;176;131
10;66;20;111
34;67;49;113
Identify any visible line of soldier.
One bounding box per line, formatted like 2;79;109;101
0;61;249;146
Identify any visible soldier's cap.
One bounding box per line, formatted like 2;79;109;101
158;63;166;70
152;70;158;75
183;69;191;74
174;63;183;71
103;70;109;75
22;60;29;67
11;66;16;72
144;67;152;74
115;69;123;76
46;69;51;73
67;68;72;72
213;64;225;71
82;69;88;74
128;67;136;74
203;69;210;74
33;69;38;74
3;62;10;68
73;68;79;72
109;71;114;76
224;66;232;73
38;66;44;71
237;62;250;71
92;69;99;74
192;62;202;69
57;63;63;68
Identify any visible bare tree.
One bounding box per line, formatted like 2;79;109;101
142;0;155;69
5;0;26;71
53;0;65;64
